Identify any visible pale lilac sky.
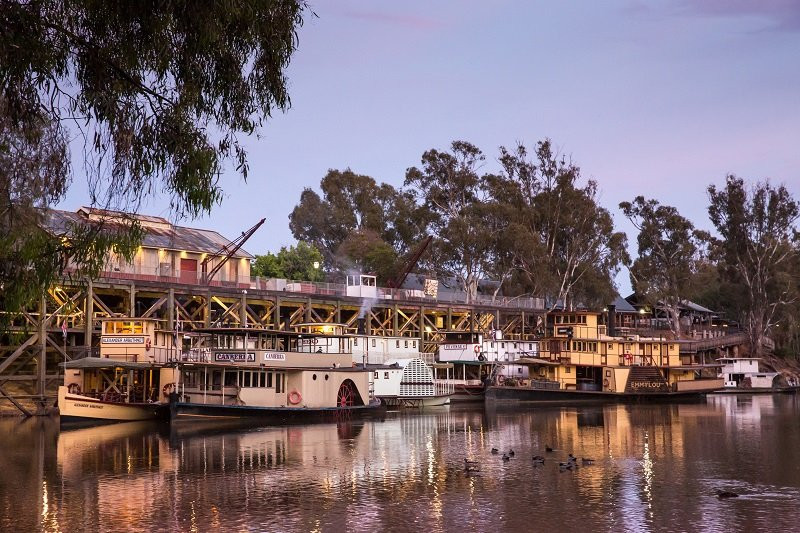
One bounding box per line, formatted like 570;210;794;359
61;0;800;294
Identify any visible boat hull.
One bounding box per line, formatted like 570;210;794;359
170;399;385;423
709;386;800;395
485;385;709;404
58;386;164;425
380;394;451;408
448;384;486;403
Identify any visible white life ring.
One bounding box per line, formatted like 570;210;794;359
474;345;481;354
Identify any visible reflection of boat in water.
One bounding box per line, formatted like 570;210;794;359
58;318;174;425
169;324;383;422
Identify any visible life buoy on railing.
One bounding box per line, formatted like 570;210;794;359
603;379;610;388
474;345;481;354
288;390;302;405
67;383;81;394
145;338;152;352
162;382;176;397
623;353;633;365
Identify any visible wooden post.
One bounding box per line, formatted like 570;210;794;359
129;283;136;316
274;296;281;330
204;290;211;328
167;288;175;331
240;291;248;326
85;280;94;348
37;295;47;414
419;306;425;341
393;305;399;336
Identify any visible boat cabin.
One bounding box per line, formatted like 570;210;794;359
352;334;423;365
172;326;372;410
346;274;378;298
718;357;779;389
436;331;538;364
100;317;176;362
62;317;175;404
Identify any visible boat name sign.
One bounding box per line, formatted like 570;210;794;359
264;352;287;361
101;336;145;344
214;352;256;362
442;344;467;350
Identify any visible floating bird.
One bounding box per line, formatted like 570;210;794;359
716;490;739;499
558;461;574;471
581;458;594;465
508;449;515;457
464;458;480;472
491;448;499;455
532;455;545;466
545;445;554;453
502;454;511;462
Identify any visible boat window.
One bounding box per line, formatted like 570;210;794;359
244;372;251;387
260;372;266;387
528;343;533;350
374;372;379;379
413;341;417;348
513;343;517;349
491;342;495;348
565;366;571;374
224;371;237;387
267;372;273;388
396;340;400;348
404;340;408;348
276;373;283;394
384;372;389;379
182;371;198;389
372;339;376;347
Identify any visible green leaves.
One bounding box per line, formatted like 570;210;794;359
252;241;324;282
0;1;307;317
706;176;800;355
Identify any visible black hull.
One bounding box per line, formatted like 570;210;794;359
485;386;708;405
170;400;385;424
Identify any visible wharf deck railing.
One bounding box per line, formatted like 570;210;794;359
69;267;546;310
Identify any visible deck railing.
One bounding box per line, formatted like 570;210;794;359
66;267;547;311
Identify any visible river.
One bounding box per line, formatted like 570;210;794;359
1;394;799;532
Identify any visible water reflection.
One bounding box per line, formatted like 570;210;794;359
1;395;800;532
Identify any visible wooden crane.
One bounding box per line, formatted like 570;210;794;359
385;236;433;289
201;218;265;284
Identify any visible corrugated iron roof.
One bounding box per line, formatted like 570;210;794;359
44;208;253;258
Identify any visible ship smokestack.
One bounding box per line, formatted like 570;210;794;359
357;317;366;335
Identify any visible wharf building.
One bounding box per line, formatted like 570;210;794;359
0;207;744;414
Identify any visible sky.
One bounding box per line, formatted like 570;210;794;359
59;0;800;295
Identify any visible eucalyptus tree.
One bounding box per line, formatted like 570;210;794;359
620;196;708;337
494;140;627;311
289;169;427;281
0;0;309;314
251;241;324;282
404;141;497;302
707;176;800;356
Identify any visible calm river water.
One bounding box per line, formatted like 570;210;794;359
2;395;800;532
